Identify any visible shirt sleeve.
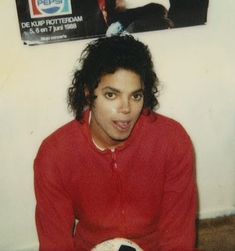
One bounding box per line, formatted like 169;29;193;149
157;125;198;251
34;140;76;251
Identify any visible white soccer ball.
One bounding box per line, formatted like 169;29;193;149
91;237;143;251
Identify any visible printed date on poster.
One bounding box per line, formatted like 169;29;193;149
21;16;83;34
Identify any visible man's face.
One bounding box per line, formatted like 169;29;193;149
90;68;144;149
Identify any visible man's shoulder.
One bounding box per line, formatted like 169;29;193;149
144;111;185;130
34;120;87;174
39;119;85;151
140;112;194;160
143;111;192;143
46;119;79;139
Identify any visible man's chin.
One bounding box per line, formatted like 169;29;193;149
110;134;131;144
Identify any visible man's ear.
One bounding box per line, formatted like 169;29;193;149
84;86;89;98
84;85;92;106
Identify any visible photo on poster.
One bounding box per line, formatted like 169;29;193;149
15;0;209;45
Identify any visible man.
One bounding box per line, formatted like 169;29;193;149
105;0;172;35
34;35;198;251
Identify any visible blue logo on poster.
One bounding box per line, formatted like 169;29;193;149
29;0;72;18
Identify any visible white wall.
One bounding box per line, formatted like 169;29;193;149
0;0;234;250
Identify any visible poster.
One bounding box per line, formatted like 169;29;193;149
15;0;209;46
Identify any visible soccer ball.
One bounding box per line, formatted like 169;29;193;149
91;237;143;251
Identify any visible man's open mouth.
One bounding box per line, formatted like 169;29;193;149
113;121;131;131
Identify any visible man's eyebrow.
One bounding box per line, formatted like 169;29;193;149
133;88;144;94
101;87;144;94
101;87;120;93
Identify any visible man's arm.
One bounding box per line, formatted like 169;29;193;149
34;141;76;251
157;125;198;251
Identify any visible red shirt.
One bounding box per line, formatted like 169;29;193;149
34;110;198;251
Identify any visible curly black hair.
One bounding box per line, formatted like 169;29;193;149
68;35;159;121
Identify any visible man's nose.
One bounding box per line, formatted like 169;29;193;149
119;98;131;114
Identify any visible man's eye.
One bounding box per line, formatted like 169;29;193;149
104;92;116;99
132;93;143;101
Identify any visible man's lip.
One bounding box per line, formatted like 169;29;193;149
113;120;131;131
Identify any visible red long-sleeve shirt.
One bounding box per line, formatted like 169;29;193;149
34;110;198;251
